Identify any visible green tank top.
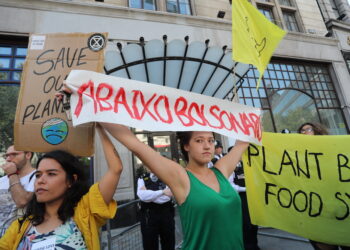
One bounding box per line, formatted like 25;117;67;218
178;167;243;250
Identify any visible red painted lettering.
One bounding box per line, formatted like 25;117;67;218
74;80;96;118
96;83;113;112
114;87;134;118
132;90;158;121
208;105;224;129
228;113;247;134
249;113;262;141
239;112;255;136
220;111;235;131
154;95;173;124
188;102;207;126
174;97;193;127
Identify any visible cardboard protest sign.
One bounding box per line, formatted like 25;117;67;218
243;132;350;246
66;70;262;144
14;33;107;156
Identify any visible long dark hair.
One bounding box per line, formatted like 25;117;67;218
24;150;89;225
177;132;193;162
297;122;329;135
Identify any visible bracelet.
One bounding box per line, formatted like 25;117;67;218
7;171;18;178
8;181;21;191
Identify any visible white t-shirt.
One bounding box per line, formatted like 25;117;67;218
0;170;36;237
0;170;36;191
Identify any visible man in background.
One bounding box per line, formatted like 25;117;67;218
0;145;36;236
137;169;175;250
208;140;226;168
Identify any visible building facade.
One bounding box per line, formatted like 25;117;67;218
1;0;349;200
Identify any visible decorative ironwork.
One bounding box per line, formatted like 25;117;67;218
104;36;249;100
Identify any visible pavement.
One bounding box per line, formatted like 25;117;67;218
258;227;313;250
102;205;315;250
102;224;314;250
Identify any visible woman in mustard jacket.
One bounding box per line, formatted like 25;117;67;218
0;125;122;249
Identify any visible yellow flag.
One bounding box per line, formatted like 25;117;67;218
232;0;286;87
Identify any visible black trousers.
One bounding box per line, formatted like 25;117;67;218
140;204;175;250
239;192;259;250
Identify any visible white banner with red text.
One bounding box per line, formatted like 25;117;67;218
66;70;262;145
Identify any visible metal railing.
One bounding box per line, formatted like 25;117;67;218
101;202;311;250
102;200;183;250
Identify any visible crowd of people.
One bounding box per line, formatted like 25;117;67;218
0;84;347;249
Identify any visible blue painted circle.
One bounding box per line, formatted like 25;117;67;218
41;118;68;145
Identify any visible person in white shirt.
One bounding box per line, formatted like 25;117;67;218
208;140;226;168
0;145;36;237
137;171;175;250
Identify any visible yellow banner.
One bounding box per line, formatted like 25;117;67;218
232;0;286;87
243;132;350;246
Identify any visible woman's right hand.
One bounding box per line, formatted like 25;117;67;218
55;81;72;102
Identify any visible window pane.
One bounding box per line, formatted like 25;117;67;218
167;0;191;15
12;71;22;81
0;47;11;55
0;72;10;80
330;0;341;17
319;109;347;135
258;7;275;24
283;11;300;32
167;0;178;13
261;110;274;132
245;98;253;106
14;58;25;69
15;48;27;56
253;99;261;107
144;0;156;10
179;0;191;15
0;58;11;69
278;0;292;6
130;0;142;8
271;89;320;132
0;85;20;151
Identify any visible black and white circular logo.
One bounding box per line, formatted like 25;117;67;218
87;33;106;52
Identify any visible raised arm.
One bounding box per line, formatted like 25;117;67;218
100;122;189;203
214;140;249;178
2;163;34;208
97;124;123;204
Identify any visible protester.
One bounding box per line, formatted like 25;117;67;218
99;122;248;250
59;81;249;249
208;140;226;168
137;170;175;250
298;122;328;136
0;146;36;237
228;145;259;250
0;125;122;249
298;122;350;250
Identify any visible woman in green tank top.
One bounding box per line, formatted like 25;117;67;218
101;123;249;250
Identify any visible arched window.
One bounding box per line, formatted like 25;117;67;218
239;61;348;134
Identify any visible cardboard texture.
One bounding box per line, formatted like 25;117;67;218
14;32;108;156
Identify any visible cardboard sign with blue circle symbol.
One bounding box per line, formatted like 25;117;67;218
41;118;69;145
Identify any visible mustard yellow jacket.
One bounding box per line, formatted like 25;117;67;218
0;183;117;250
